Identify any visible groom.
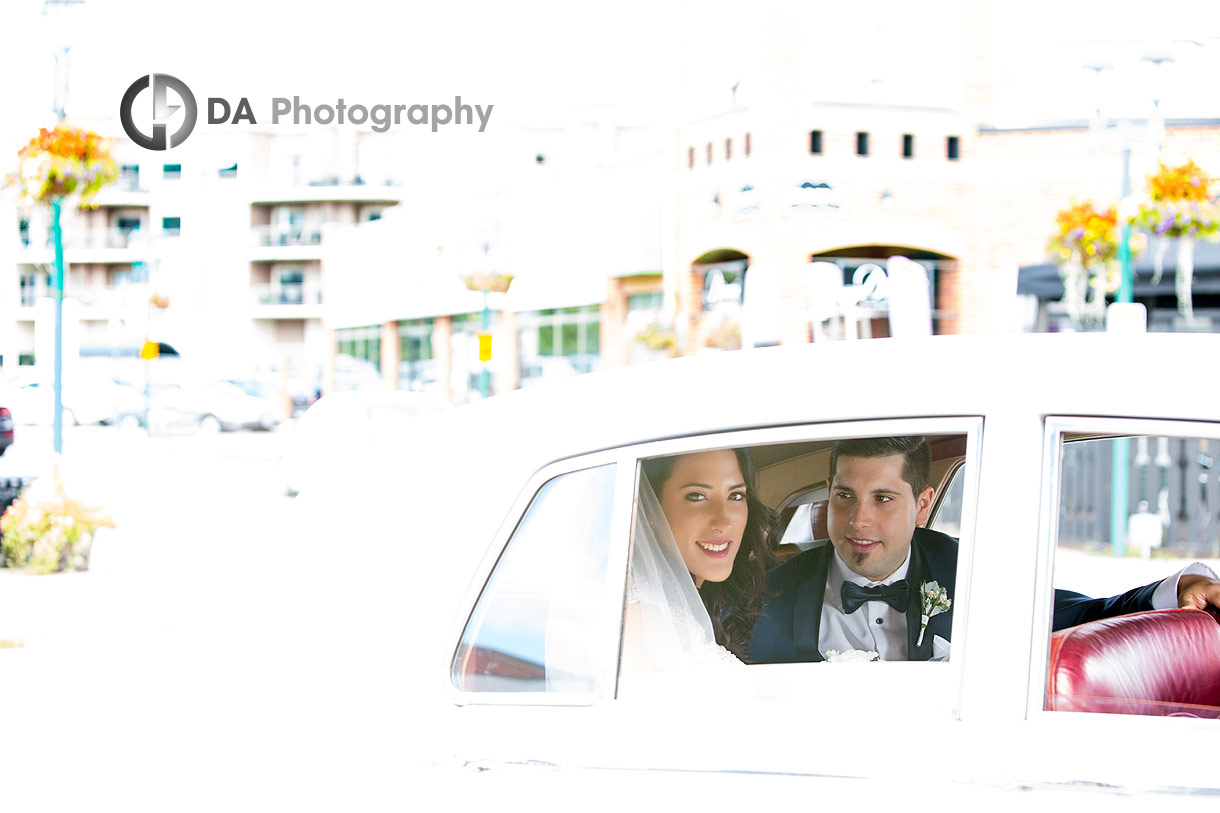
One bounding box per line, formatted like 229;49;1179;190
749;435;1220;663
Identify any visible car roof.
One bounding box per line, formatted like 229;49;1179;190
447;333;1219;470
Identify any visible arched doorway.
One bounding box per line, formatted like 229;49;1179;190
683;248;751;353
809;245;957;336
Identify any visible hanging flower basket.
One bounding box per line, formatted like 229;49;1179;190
1046;200;1129;329
1047;200;1123;268
10;121;119;208
461;272;514;293
1129;160;1220;241
1127;160;1220;323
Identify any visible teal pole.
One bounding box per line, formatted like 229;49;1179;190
1110;144;1133;556
1111;437;1129;557
1117;145;1133;303
51;197;65;455
480;291;490;398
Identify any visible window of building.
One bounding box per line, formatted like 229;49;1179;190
119;164;140;191
163;163;182;180
627;292;663;312
856;132;869;157
809;130;823;155
745;132;752;156
688;147;695;169
273;206;308;245
218;163;238;179
18;218;30;247
518;305;601;386
902;134;914;159
946;136;960;161
274;268;305;304
706;143;713;165
336;324;382;376
398;318;435;391
19;271;49;306
162;216;181;236
725;137;732;161
453;463;618;696
115;216;141;248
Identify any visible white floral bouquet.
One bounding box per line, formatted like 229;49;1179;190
823;649;880;663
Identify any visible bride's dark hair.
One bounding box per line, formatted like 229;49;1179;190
641;448;778;661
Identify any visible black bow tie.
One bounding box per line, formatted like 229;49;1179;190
841;580;910;614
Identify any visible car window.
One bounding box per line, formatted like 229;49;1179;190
452;464;617;696
1041;422;1220;720
622;425;978;677
929;464;964;536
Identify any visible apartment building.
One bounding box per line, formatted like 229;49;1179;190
2;126;402;410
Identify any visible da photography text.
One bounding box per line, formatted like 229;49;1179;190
209;95;494;133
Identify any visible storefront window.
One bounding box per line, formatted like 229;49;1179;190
518;305;601;385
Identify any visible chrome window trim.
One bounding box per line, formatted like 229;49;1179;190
1027;415;1220;721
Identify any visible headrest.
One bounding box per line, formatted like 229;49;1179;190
1046;608;1220;718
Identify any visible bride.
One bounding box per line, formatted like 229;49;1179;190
623;448;778;671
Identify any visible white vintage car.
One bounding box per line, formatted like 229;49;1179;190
6;332;1220;811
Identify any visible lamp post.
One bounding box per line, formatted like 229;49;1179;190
44;0;86;455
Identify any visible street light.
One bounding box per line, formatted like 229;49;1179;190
43;0;87;455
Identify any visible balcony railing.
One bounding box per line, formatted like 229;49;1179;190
251;225;324;247
251;282;322;306
21;282;146;308
19;227;150;251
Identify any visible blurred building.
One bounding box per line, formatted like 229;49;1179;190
5;2;1220;407
2;127;402;412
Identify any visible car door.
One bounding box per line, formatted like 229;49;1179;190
441;417;988;797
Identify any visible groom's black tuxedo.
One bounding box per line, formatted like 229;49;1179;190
749;527;1163;663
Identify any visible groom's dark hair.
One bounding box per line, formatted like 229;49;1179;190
829;435;931;496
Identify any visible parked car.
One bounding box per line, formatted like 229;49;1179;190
137;380;282;433
281;387;452;496
372;332;1218;807
8;377;145;426
0;406;12;456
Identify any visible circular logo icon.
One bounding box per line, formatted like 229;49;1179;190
120;74;198;150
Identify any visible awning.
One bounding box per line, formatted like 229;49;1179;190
1018;239;1220;299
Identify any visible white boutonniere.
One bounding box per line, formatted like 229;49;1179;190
917;580;952;647
823;649;880;663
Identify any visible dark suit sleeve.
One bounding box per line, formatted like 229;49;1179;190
1051;580;1161;632
749;562;799;664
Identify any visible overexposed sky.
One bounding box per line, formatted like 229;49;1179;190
2;0;1218;157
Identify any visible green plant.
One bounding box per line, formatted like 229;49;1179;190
0;475;113;574
635;321;675;351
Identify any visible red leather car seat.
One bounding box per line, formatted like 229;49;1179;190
1046;608;1220;718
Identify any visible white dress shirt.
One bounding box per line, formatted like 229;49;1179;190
819;548;912;661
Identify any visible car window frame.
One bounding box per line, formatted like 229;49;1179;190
616;415;984;718
1028;415;1220;721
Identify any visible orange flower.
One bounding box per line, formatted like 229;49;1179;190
1147;160;1215;204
